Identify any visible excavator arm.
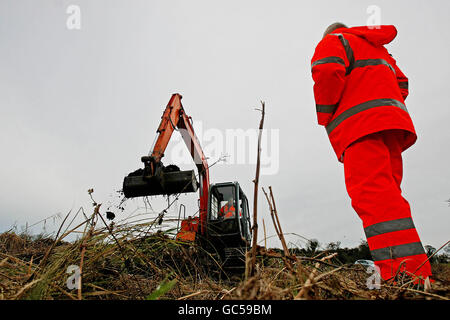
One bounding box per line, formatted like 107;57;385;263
123;93;210;235
150;94;184;162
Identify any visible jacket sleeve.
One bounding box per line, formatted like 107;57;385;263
390;56;409;100
311;35;348;126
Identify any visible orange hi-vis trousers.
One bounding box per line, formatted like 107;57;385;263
343;130;432;281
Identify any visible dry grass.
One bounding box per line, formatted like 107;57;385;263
0;189;448;301
0;211;237;300
0;218;448;300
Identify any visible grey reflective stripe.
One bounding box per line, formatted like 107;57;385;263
330;33;354;75
364;218;416;238
326;98;408;134
370;242;425;262
399;81;409;89
316;104;337;113
312;56;346;68
353;59;396;74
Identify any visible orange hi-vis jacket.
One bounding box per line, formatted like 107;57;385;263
220;205;242;219
311;25;416;162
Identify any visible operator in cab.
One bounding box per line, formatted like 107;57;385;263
219;198;242;219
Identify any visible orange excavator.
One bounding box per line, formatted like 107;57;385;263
122;93;252;266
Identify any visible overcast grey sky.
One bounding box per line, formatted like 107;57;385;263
0;0;448;249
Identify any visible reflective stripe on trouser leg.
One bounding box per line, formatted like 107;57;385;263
343;131;432;280
370;242;425;262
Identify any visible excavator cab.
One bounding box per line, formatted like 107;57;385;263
206;182;252;267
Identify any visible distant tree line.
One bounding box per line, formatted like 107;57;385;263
284;239;449;265
286;239;372;264
424;244;450;264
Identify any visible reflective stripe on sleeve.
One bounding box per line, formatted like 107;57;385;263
316;104;338;113
364;217;416;238
370;242;426;262
326;98;408;134
311;56;346;68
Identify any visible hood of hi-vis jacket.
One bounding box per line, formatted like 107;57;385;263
311;25;416;162
339;25;398;46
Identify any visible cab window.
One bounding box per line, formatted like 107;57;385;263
209;185;236;221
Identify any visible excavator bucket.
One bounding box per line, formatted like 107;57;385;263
123;168;198;198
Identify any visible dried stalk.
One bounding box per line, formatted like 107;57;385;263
248;101;265;277
295;253;337;300
177;290;209;300
262;187;294;272
78;204;100;300
414;239;450;274
269;186;290;256
262;219;267;249
262;189;279;240
13;278;42;300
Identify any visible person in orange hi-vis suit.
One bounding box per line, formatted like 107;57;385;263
220;198;242;219
311;22;432;283
220;199;236;219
